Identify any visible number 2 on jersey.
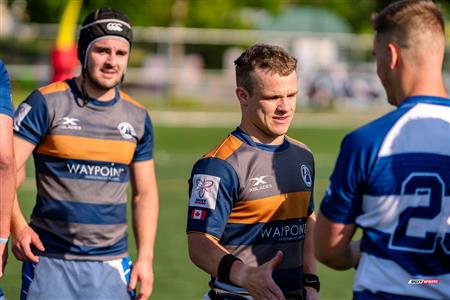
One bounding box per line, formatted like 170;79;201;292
389;173;449;254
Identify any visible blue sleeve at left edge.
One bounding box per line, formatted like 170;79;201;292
0;61;13;117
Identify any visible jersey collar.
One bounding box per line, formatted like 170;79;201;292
232;127;290;152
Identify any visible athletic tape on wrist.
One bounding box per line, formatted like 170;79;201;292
0;237;8;244
217;254;241;285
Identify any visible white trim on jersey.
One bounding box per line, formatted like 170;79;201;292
379;104;450;157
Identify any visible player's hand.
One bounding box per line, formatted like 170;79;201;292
11;225;44;263
0;243;8;277
239;250;285;300
128;258;154;300
304;286;319;300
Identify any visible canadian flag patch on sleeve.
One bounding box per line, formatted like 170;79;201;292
191;209;206;220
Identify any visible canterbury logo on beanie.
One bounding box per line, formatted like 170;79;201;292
77;7;133;68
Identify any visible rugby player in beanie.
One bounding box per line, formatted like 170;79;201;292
11;7;158;300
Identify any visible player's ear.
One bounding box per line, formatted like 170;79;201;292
236;87;249;106
387;42;399;69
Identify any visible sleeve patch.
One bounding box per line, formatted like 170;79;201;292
13;103;32;132
189;174;220;209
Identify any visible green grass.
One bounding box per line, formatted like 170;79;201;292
1;126;358;300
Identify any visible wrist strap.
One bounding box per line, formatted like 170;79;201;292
0;237;8;244
303;273;320;292
217;254;241;285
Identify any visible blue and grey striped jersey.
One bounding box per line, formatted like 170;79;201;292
13;78;153;260
187;128;315;297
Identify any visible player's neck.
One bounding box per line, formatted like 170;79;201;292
238;124;285;145
399;78;448;105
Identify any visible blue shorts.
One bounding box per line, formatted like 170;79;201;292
21;256;135;300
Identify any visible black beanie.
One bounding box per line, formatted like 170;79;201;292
77;7;133;68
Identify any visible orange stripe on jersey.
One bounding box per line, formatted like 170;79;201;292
286;136;307;148
204;134;243;160
228;192;310;224
36;135;136;164
120;91;145;109
38;81;70;95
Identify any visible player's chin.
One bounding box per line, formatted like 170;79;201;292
272;123;291;134
98;78;121;90
269;127;289;138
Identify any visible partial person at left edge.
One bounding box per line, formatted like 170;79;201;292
0;60;15;300
11;7;159;300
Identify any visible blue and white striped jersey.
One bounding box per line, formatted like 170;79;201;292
0;60;13;118
321;96;450;299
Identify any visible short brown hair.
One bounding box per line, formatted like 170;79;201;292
372;0;445;46
234;44;297;95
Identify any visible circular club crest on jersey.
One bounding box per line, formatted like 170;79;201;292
118;122;136;139
300;164;312;187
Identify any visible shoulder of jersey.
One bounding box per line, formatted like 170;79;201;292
286;136;312;152
203;134;243;160
119;90;145;109
38;81;70;95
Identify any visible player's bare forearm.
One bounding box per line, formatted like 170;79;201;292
0;160;15;238
188;233;285;300
187;232;229;277
129;160;159;299
130;160;159;262
132;190;158;262
11;135;36;236
314;213;359;270
0;115;15;239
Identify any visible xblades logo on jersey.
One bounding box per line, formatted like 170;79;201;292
249;176;268;186
57;117;82;130
249;175;272;192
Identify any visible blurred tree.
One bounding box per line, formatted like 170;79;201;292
294;0;450;32
18;0;450;32
22;0;281;28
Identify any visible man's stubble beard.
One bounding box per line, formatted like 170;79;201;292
85;69;121;91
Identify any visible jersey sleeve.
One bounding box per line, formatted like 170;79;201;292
13;90;49;145
133;113;153;161
186;157;239;239
320;133;367;224
0;61;13;117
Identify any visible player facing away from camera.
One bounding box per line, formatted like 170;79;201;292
0;60;15;299
187;44;319;300
315;0;450;299
11;7;158;300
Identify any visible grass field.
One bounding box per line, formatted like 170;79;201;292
1;125;363;300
